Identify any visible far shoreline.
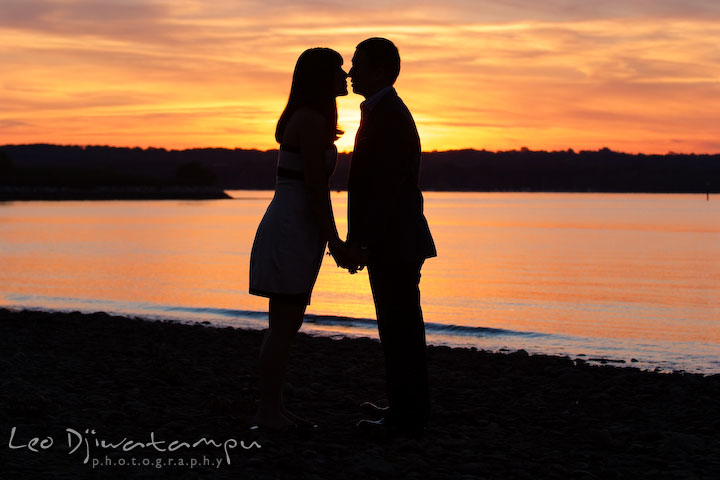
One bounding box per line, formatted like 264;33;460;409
3;144;718;195
0;187;714;201
0;185;232;201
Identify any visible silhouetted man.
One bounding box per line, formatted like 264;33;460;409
346;37;437;435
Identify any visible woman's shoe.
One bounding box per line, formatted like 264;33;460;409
282;410;319;431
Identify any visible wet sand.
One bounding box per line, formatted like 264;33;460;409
1;308;719;479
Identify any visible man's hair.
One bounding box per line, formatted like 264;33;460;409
356;37;400;84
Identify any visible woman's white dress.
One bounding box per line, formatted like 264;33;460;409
249;144;337;304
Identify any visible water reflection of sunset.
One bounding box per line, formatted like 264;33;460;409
2;2;719;153
2;192;719;371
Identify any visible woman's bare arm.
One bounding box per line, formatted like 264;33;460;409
292;110;344;254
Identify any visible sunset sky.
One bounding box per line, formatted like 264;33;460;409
1;0;719;153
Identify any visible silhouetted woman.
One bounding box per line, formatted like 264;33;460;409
248;48;350;430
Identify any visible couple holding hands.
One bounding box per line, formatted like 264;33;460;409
249;38;436;436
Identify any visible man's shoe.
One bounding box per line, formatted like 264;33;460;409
360;401;390;416
394;422;425;438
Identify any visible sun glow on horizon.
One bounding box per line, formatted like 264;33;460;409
1;1;720;154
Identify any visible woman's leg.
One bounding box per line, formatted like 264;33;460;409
254;297;306;428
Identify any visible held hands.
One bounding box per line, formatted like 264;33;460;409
328;239;369;274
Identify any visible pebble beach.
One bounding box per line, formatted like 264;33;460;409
2;308;719;479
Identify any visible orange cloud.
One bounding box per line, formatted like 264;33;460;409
1;1;719;153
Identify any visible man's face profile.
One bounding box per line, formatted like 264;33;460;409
349;49;376;97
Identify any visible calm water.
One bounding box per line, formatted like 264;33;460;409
1;192;719;373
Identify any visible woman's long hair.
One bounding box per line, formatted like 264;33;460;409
275;48;344;144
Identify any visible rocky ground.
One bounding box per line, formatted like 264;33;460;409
1;308;719;479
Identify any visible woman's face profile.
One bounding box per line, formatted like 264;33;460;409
334;66;349;97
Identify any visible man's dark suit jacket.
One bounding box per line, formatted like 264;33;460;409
347;88;436;263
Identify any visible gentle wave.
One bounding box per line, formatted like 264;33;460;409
152;304;551;339
305;313;551;338
3;294;551;340
159;304;269;320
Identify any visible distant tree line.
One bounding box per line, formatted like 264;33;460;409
418;148;719;193
1;144;718;193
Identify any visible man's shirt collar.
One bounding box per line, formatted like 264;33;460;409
360;86;394;112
